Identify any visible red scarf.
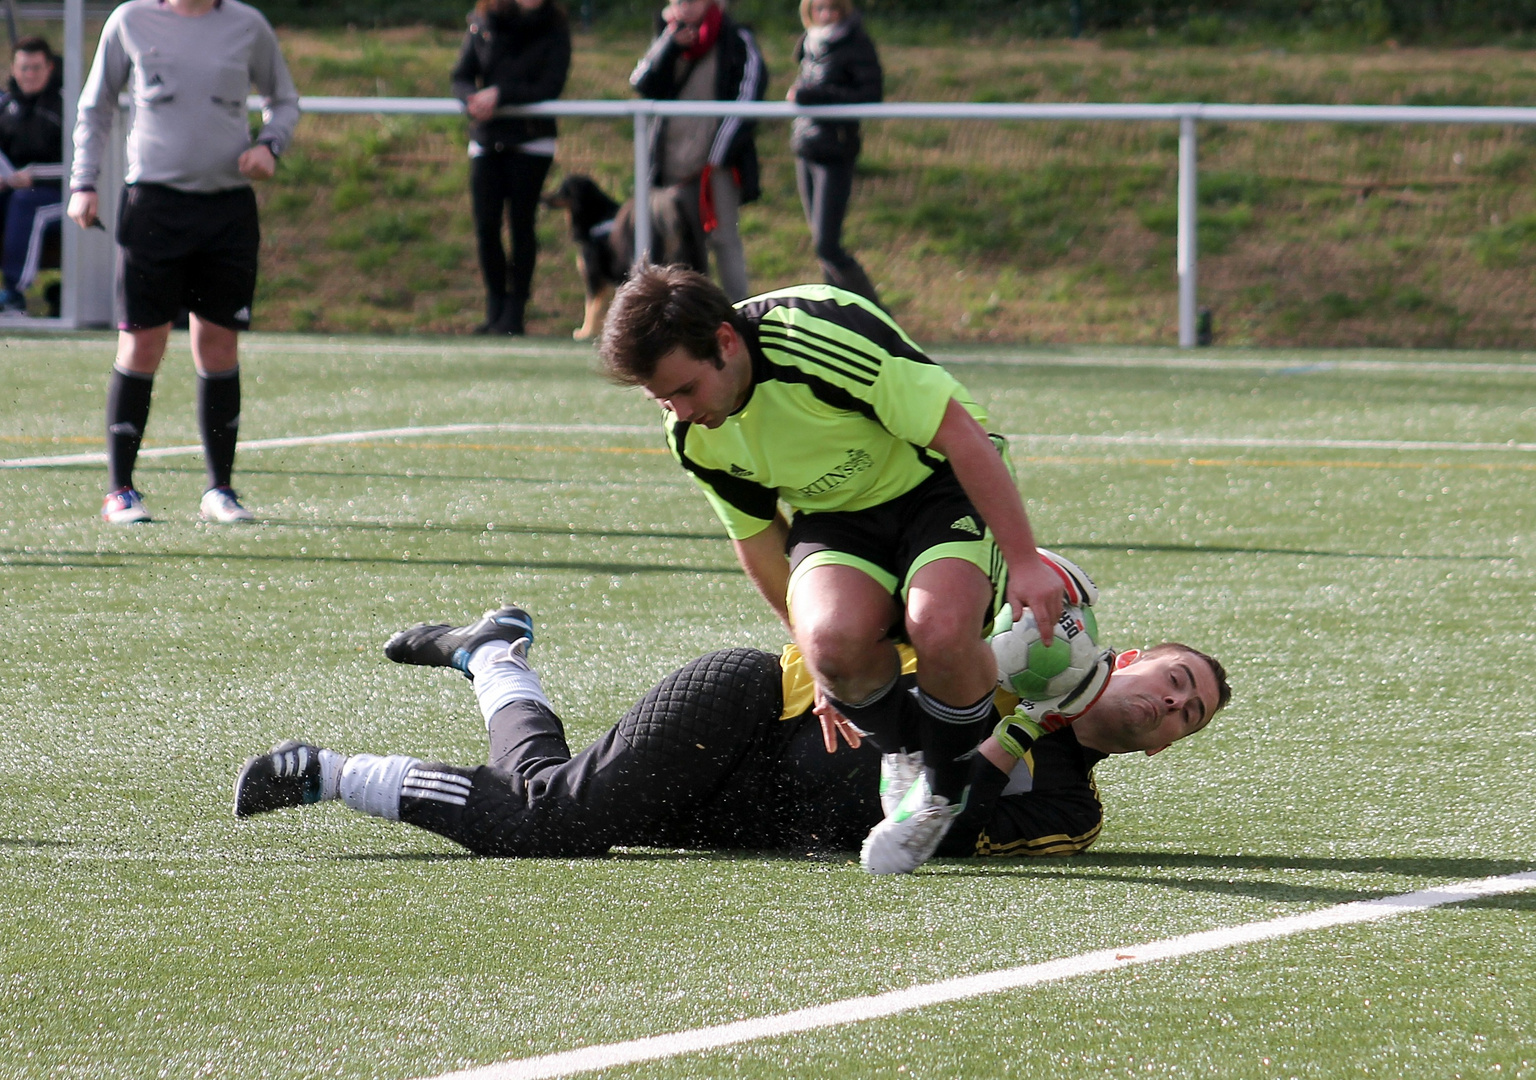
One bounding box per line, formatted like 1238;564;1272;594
682;2;723;60
697;163;742;234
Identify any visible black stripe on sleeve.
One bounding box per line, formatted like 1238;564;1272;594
671;421;780;525
756;318;886;379
756;328;878;387
746;292;937;368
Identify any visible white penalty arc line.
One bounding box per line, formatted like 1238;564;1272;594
425;871;1536;1080
4;422;1535;469
0;423;658;468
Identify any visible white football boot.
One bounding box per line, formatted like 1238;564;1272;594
861;768;959;875
877;750;925;817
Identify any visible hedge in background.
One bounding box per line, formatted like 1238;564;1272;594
257;0;1536;40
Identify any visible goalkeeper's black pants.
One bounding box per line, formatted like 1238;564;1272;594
396;648;879;857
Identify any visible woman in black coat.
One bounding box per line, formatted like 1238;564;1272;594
787;0;882;305
451;0;571;334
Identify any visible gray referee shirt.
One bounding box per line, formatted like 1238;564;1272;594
71;0;300;194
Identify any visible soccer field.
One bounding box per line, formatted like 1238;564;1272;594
2;334;1533;1079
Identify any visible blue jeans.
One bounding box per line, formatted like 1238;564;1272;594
0;184;62;291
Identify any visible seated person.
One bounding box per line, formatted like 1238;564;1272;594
0;37;63;314
234;574;1230;864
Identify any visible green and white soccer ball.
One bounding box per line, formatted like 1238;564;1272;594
990;603;1101;702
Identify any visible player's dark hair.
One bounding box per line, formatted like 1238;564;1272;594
599;264;749;385
1144;642;1232;715
14;36;55;61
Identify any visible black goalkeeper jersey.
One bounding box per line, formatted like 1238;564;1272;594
776;644;1108;857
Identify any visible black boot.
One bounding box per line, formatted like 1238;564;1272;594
473;292;506;335
493;293;527;336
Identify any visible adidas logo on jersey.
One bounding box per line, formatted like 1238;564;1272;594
951;515;982;536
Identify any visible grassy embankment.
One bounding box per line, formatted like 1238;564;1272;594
260;29;1536;346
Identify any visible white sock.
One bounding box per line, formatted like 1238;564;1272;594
317;748;346;801
339;753;420;822
468;640;550;730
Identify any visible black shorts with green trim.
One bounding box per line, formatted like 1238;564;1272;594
785;466;1007;631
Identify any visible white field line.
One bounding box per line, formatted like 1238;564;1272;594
4;422;1535;469
426;871;1536;1080
0;423;655;468
935;352;1536;375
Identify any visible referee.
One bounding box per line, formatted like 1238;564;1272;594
69;0;299;525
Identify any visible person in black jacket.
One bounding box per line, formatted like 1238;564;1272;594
788;0;882;306
0;37;64;314
451;0;572;335
630;0;766;301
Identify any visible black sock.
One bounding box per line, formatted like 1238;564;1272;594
105;366;154;492
914;688;999;803
828;670;910;749
197;368;240;490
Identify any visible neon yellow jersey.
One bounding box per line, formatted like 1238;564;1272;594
665;285;987;540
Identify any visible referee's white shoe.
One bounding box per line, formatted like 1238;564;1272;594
200;486;254;523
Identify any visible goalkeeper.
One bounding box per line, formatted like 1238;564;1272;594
233;575;1229;861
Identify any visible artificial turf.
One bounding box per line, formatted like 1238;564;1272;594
1;334;1532;1078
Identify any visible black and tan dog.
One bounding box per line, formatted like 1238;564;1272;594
541;174;706;340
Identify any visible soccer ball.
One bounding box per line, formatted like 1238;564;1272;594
990;603;1101;703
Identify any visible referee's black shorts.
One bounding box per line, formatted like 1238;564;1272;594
115;183;260;332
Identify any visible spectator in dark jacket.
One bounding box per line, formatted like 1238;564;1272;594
451;0;571;335
788;0;882;306
0;37;64;313
630;0;766;301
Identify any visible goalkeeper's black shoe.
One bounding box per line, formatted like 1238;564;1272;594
383;604;534;676
234;740;326;818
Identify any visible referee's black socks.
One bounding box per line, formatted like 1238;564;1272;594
197;367;241;490
105;365;154;491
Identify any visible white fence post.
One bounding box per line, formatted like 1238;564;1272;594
632;108;652;264
60;0;119;329
1177;113;1199;349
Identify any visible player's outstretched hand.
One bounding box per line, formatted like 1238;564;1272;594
813;685;864;754
1007;554;1065;647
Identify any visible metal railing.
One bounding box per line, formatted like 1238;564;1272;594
41;88;1536;340
294;96;1536;347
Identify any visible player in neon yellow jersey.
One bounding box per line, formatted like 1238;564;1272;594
598;266;1069;873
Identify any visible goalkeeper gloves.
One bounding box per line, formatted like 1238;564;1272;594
992;647;1116;759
